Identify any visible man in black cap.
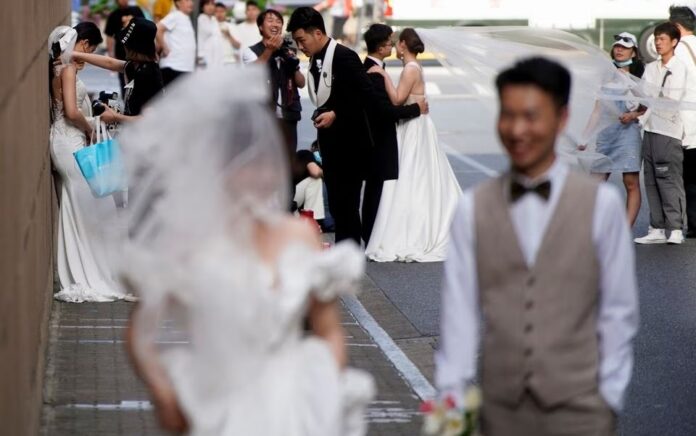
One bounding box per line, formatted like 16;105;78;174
105;0;145;95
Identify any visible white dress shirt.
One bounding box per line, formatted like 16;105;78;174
366;55;384;68
435;160;640;412
674;35;696;148
641;56;687;140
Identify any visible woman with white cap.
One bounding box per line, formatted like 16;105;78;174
579;31;646;226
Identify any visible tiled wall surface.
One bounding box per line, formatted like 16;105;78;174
0;1;70;434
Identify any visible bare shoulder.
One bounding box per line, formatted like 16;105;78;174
60;64;77;79
276;215;322;250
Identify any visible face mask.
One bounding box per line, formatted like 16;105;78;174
614;58;633;68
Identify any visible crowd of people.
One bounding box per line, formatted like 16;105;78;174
46;2;696;435
579;6;696;244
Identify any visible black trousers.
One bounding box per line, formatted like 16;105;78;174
323;167;362;244
684;148;696;233
362;177;386;245
160;67;186;87
281;118;299;156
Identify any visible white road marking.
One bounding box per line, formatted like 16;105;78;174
441;141;501;177
59;340;189;344
62;401;153;411
365;406;421;423
342;294;436;400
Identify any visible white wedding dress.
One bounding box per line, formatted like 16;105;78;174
365;62;462;262
50;78;126;302
127;240;375;436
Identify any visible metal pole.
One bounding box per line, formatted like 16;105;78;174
599;18;604;50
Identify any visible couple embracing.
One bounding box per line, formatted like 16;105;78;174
288;9;461;262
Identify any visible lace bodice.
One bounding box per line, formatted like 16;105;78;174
51;78;92;129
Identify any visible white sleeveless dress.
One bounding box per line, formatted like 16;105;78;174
125;240;375;436
50;78;126;302
365;62;462;262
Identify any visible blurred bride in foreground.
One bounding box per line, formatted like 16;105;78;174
113;68;374;435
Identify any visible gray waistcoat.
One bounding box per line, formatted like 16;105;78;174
474;170;601;408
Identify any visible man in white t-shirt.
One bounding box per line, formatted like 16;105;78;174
232;1;262;57
156;0;196;86
670;5;696;237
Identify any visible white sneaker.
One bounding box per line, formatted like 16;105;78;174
667;230;684;245
634;227;667;244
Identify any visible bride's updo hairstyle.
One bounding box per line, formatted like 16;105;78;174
399;28;425;55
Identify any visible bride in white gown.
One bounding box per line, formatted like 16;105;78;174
365;28;462;262
48;25;127;302
115;68;375;435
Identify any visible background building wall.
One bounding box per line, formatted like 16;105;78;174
0;1;70;434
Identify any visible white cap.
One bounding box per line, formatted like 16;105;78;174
613;32;638;49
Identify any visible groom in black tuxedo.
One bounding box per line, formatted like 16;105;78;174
288;8;426;244
361;24;419;244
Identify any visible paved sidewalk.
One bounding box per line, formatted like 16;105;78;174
41;296;424;435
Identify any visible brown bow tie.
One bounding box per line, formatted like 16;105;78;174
510;180;552;202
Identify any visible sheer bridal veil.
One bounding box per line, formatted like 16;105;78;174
109;67;289;295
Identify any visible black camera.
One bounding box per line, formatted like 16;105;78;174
279;37;300;72
91;91;121;116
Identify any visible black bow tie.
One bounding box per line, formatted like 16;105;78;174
510;180;552;203
382;62;386;69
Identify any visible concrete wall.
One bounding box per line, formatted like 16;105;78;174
0;1;70;434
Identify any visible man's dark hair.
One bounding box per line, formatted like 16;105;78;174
495;57;571;109
654;21;682;43
364;23;393;53
257;9;283;29
246;0;259;9
74;21;104;47
215;2;226;8
669;5;696;32
287;7;326;34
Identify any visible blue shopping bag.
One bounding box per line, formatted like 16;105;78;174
74;120;127;197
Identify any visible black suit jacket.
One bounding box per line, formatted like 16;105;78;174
363;57;420;180
314;43;420;180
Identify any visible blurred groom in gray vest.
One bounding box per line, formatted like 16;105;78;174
435;57;639;436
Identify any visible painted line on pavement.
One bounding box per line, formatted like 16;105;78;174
62;401;153;411
342;294;436;400
440;140;501;177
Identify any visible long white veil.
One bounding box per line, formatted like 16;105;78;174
112;67;288;295
418;26;696;172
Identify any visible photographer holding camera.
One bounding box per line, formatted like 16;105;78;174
242;9;305;154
